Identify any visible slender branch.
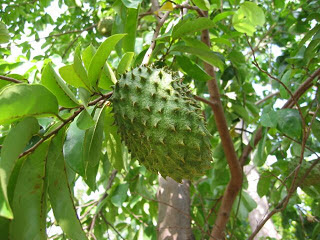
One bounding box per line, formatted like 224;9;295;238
200;13;242;240
37;24;97;41
88;170;118;236
0;75;24;84
141;11;170;65
174;3;205;17
19;92;112;158
255;91;280;105
193;95;218;107
100;213;125;240
283;68;320;109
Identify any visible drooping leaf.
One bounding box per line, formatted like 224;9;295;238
59;65;89;90
0;117;39;219
260;108;278;128
73;45;91;92
311;119;320;141
117;52;134;74
0;84;58;125
0;217;9;239
123;8;139;52
277;109;302;139
10;141;50;240
104;107;124;171
47;130;87;240
88;34;126;89
172;45;224;71
81;44;96;71
279;69;292;99
110;183;129;207
0;22;10;44
257;171;272;197
41;63;79;108
64;120;86;176
176;55;211;82
253;127;267;167
76;110;95;130
83;106;106;190
172;17;215;40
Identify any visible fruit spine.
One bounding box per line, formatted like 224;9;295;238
111;66;212;182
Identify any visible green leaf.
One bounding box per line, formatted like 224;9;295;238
176;55;211;81
110;183;129;207
295;24;320;55
257;171;272;197
121;0;142;9
0;117;39;219
83;106;106;190
0;217;9;239
47;130;87;240
232;1;265;36
0;22;10;44
311;119;320;141
182;37;211;51
10;141;50;240
117;52;134;74
279;69;292;99
81;44;96;71
172;45;224;71
0;84;58;125
213;11;235;23
172;17;215;40
41;63;79;108
254;127;267;167
76;110;95;130
59;65;89;90
211;38;232;48
64;120;86;176
104;107;124;171
277;109;302;139
232;104;250;122
123;8;139;52
260;108;278;128
228;50;245;65
192;0;210;10
73;45;91;92
88;34;126;89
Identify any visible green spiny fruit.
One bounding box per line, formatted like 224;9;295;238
111;66;212;182
97;17;113;36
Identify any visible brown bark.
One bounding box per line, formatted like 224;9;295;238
201;26;243;239
157;177;194;240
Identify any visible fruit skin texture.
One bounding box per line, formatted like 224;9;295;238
111;66;212;182
97;17;113;36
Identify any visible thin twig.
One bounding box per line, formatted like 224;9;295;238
142;11;171;65
100;213;125;240
0;75;24;84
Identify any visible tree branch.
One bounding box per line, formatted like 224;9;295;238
19;92;112;158
141;11;170;65
0;75;24;84
200;13;242;240
239;61;320;167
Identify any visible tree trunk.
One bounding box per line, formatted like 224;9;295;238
157;176;194;240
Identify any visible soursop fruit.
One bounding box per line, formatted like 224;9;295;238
111;66;212;182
